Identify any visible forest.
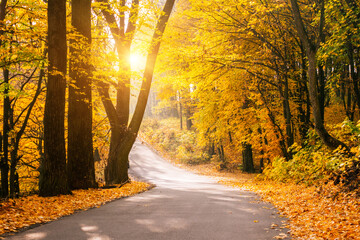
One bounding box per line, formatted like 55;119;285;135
1;0;360;238
146;0;360;189
0;0;176;198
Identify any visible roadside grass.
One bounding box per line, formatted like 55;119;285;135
0;181;150;237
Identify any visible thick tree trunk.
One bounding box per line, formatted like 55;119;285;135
1;69;9;198
105;131;134;185
67;0;96;189
39;0;70;196
289;0;348;150
308;51;347;149
0;0;8;198
96;0;135;185
242;142;255;173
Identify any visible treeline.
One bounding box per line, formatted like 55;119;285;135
0;0;176;198
152;0;360;187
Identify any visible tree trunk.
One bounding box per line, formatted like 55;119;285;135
178;90;183;130
289;0;348;150
185;105;192;130
347;41;360;111
308;51;347;149
258;85;291;160
0;0;8;198
208;142;215;158
67;0;96;190
9;146;19;197
296;50;310;143
1;69;9;198
39;0;70;196
122;0;176;182
317;63;326;121
282;75;294;148
242;142;255;173
9;67;44;197
98;0;176;185
105;130;133;184
96;0;136;185
217;144;225;163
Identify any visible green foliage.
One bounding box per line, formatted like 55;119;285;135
261;119;360;189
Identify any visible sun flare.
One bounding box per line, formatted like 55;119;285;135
129;53;145;70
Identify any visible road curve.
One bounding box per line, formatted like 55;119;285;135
7;140;289;240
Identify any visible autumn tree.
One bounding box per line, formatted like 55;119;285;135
0;0;46;198
94;0;139;184
156;0;298;164
96;0;176;185
67;0;97;189
39;0;70;196
289;0;348;150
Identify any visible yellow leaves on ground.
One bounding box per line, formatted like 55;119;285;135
0;181;150;235
222;180;360;240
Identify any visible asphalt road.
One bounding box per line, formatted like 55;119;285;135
7;140;289;240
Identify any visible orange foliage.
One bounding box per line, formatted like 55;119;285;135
222;180;360;240
162;158;360;240
0;181;150;235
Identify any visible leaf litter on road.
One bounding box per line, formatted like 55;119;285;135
0;181;150;236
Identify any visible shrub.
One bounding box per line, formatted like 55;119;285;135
261;119;360;192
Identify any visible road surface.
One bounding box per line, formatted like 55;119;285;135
7;140;289;240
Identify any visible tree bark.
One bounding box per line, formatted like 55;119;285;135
289;0;348;150
242;142;255;173
185;105;192;130
178;91;183;130
1;69;9;198
67;0;97;190
317;63;326;121
0;0;8;199
281;75;294;149
39;0;70;196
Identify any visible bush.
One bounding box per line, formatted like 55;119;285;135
140;118;209;165
261;119;360;191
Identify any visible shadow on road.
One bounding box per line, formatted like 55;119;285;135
7;140;290;240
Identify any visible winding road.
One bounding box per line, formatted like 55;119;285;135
7;140;289;240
